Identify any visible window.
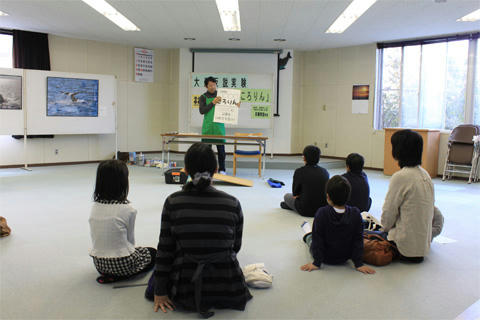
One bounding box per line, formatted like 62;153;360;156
375;35;479;130
0;32;13;68
378;47;401;128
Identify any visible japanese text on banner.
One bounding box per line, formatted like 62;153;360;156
213;88;241;124
241;89;271;103
251;105;271;119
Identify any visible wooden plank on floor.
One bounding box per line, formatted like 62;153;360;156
213;173;253;187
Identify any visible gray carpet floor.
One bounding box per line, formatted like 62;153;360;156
1;164;479;319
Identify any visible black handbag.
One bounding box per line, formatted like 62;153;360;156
164;168;188;185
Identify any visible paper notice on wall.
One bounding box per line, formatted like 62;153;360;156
352;85;369;114
213;88;241;124
352;100;369;114
135;48;154;83
251;105;271;119
192;94;200;108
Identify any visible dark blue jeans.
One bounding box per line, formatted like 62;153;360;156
209;144;226;172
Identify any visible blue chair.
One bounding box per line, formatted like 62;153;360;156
233;132;263;177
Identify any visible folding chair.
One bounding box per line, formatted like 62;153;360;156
442;124;480;184
233;132;263;177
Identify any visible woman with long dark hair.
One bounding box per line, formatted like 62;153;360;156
145;143;252;318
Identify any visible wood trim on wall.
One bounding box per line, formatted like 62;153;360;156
0;158;470;180
0;160;101;169
0;153;379;169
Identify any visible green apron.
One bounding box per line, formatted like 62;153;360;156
201;94;226;144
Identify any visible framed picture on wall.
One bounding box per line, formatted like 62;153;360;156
0;75;22;110
47;77;99;117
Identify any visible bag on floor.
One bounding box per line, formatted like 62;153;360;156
0;216;11;237
267;178;284;188
164;168;188;185
242;263;273;288
361;212;384;232
362;233;395;266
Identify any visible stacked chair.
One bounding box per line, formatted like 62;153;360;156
442;124;480;184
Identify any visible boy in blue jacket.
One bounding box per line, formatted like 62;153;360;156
300;175;375;274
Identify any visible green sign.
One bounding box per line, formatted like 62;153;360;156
251;105;271;119
241;89;271;103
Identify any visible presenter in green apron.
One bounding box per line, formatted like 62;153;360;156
198;76;227;173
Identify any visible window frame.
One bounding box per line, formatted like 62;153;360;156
0;29;13;69
374;33;480;130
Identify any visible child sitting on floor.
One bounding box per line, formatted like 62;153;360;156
88;160;156;284
300;175;376;274
281;145;329;217
342;153;372;212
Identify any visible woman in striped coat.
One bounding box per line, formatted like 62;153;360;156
145;143;252;318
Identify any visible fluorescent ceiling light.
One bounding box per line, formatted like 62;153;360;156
82;0;140;31
326;0;377;33
215;0;241;32
0;10;8;16
457;9;480;22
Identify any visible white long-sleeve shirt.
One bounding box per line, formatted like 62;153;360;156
381;166;434;257
89;202;137;258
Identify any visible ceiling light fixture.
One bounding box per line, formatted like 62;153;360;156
82;0;140;31
457;9;480;22
0;10;8;16
228;37;240;41
215;0;241;31
326;0;377;34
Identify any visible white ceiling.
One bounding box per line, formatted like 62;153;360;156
0;0;479;50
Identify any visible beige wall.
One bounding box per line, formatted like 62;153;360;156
295;44;450;174
1;37;452;173
291;51;304;154
0;36;179;166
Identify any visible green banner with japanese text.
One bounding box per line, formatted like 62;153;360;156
251;105;271;119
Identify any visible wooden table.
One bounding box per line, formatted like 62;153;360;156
384;128;440;178
161;133;269;176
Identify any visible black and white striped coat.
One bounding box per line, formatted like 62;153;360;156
154;186;252;312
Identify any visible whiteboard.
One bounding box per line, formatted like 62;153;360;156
190;72;274;129
26;70;116;135
0;68;24;135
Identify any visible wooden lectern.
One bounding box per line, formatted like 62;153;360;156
384;128;441;178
